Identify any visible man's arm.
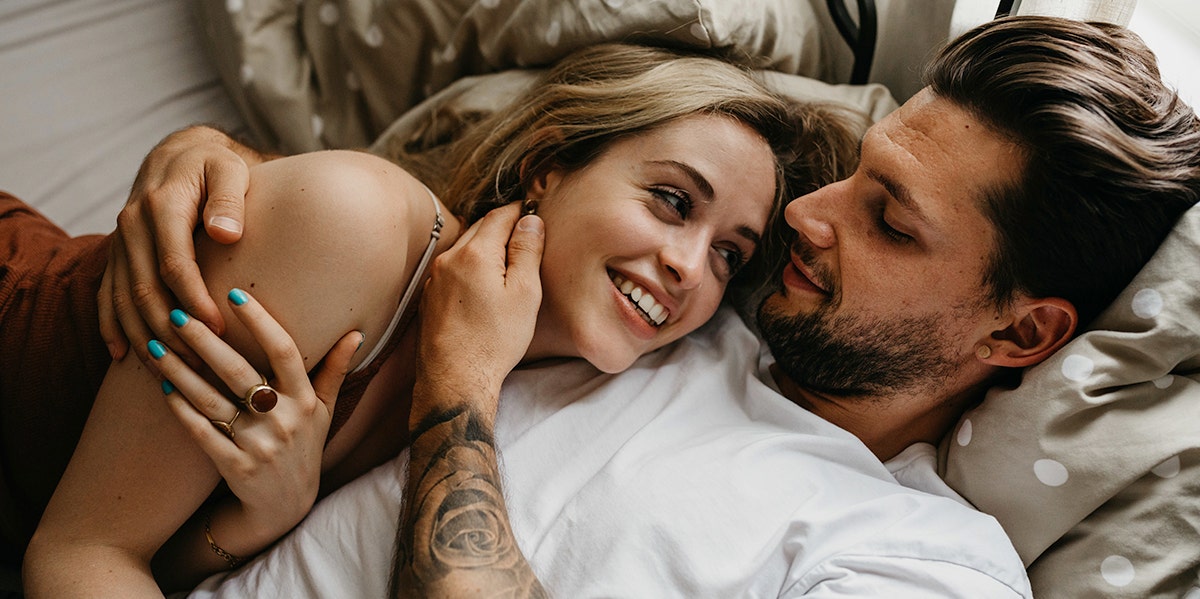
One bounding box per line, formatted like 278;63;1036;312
391;406;547;597
390;204;548;598
100;125;275;363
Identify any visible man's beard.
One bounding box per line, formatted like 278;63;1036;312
756;295;965;399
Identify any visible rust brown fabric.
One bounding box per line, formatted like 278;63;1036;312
0;191;111;567
0;192;388;568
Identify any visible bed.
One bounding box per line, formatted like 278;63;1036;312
2;0;1197;597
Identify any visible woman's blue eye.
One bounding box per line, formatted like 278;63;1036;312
651;186;692;218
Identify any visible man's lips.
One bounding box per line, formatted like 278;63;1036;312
782;254;830;295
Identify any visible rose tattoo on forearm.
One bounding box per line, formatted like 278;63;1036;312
391;408;548;598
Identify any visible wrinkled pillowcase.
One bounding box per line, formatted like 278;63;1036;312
196;0;844;153
940;203;1200;598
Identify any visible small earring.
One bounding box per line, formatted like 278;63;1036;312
975;345;992;360
522;198;539;216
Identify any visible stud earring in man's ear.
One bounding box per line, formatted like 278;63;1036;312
975;345;992;360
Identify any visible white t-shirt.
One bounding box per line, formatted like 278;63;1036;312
188;309;1031;598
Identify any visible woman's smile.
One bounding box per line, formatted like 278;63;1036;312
526;113;777;373
610;271;669;327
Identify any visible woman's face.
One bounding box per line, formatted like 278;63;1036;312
526;113;778;373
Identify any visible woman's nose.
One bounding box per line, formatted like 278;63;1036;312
661;236;707;290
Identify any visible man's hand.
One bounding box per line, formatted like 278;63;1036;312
413;203;545;420
393;203;549;598
99;125;266;362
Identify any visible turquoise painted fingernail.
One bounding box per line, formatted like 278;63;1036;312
229;288;249;306
169;309;189;327
161;380;175;394
148;340;167;359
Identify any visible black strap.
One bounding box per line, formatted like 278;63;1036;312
825;0;877;85
995;0;1018;18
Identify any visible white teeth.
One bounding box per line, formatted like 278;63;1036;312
637;293;656;314
648;304;665;322
610;273;669;326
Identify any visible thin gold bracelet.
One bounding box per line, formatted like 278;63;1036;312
203;507;245;569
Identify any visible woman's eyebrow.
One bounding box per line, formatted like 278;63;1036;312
735;225;761;246
647;159;759;244
649;160;714;201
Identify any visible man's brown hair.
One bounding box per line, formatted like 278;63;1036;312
928;16;1200;325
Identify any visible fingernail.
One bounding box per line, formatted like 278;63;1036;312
209;216;243;235
169;309;189;327
161;380;175;395
148;340;167;360
106;342;121;361
517;215;543;234
228;288;249;306
355;331;365;352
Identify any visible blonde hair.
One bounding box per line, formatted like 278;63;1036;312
400;43;857;292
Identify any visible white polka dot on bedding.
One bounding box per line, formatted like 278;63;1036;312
955;418;973;447
1100;554;1135;587
1033;458;1069;487
1060;354;1094;382
1151;454;1181;478
1131;287;1164;318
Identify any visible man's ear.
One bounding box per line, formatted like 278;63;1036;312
984;297;1078;368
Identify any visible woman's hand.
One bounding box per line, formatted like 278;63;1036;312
147;288;363;543
99;125;266;364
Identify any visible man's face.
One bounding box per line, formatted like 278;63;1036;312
758;89;1024;399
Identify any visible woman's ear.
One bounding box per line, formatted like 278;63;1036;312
981;296;1078;368
519;127;566;198
524;167;558;198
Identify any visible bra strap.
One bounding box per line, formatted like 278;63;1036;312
352;185;445;373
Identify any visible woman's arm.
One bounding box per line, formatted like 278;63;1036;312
149;289;363;591
391;205;549;597
25;151;438;596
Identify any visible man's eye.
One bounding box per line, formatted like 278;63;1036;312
879;216;913;244
650;186;692;218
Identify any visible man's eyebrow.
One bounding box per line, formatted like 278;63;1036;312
865;166;932;225
650;160;714;200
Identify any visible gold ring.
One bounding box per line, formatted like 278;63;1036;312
210;410;240;440
242;377;278;414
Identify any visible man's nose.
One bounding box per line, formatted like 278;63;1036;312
784;192;836;249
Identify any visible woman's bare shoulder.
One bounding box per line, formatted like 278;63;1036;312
250;150;430;245
195;150;447;374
